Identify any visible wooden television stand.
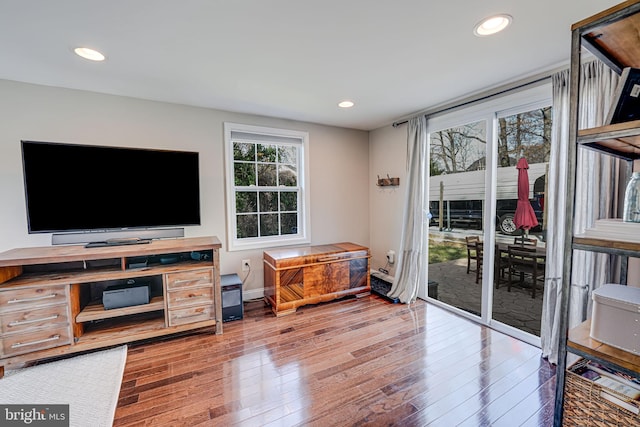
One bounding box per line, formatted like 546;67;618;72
0;236;222;376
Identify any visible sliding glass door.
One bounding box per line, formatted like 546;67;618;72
424;83;552;345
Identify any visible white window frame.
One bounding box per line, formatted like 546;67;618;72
224;122;311;252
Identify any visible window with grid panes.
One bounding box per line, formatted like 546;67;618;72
224;123;310;251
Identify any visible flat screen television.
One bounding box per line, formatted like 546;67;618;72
21;141;201;236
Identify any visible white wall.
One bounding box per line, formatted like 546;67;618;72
368;122;407;277
0;79;370;298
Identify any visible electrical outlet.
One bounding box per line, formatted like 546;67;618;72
242;259;251;272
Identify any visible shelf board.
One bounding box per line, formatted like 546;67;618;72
573;236;640;255
568;319;640;374
574;219;640;256
76;315;216;347
0;236;222;267
0;260;213;289
580;5;640;72
578;120;640;160
76;296;164;323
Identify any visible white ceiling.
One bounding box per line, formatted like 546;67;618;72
0;1;622;131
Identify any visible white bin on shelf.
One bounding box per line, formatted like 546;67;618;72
590;283;640;356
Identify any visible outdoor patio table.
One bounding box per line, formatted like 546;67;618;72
494;242;546;287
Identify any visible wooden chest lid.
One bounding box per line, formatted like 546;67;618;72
263;242;369;269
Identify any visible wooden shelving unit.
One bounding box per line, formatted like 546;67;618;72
555;1;640;425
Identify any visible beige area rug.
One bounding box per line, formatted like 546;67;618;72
1;346;127;427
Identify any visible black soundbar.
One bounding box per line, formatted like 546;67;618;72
85;238;152;248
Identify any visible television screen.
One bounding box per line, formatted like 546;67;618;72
21;141;201;233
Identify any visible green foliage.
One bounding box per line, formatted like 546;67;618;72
257;144;277;162
236;214;258;238
429;242;465;263
280;191;297;211
233;140;301;241
235;192;257;213
259;191;279;212
260;213;279;236
278;165;297;186
281;213;297;234
233;142;255;161
257;164;277;186
234;163;255;186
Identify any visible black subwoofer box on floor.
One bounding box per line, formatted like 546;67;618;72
221;273;243;322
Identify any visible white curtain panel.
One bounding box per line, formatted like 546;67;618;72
388;116;428;303
541;60;620;364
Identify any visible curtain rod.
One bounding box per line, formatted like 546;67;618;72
391;65;565;128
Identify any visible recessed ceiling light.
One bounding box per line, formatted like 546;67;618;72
474;14;512;37
74;47;105;61
338;100;354;108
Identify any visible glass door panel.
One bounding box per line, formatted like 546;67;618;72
428;120;487;317
492;106;551;336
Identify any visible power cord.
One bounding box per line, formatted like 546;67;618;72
242;263;251;285
378;259;391;275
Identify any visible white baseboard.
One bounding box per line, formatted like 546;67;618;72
243;287;264;301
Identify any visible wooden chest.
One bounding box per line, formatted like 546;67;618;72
263;243;370;316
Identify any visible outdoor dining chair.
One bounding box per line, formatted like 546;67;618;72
465;235;480;275
475;242;484;284
507;244;545;298
513;236;538;246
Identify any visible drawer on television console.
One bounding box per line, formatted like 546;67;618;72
167;304;214;327
0;285;68;313
165;269;213;290
1;325;72;358
0;304;70;335
166;286;214;310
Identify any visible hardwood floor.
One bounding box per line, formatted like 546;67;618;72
113;295;556;426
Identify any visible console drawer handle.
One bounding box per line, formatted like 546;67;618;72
174;313;205;320
9;314;59;327
175;294;207;301
172;277;209;285
11;335;61;349
8;293;58;304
